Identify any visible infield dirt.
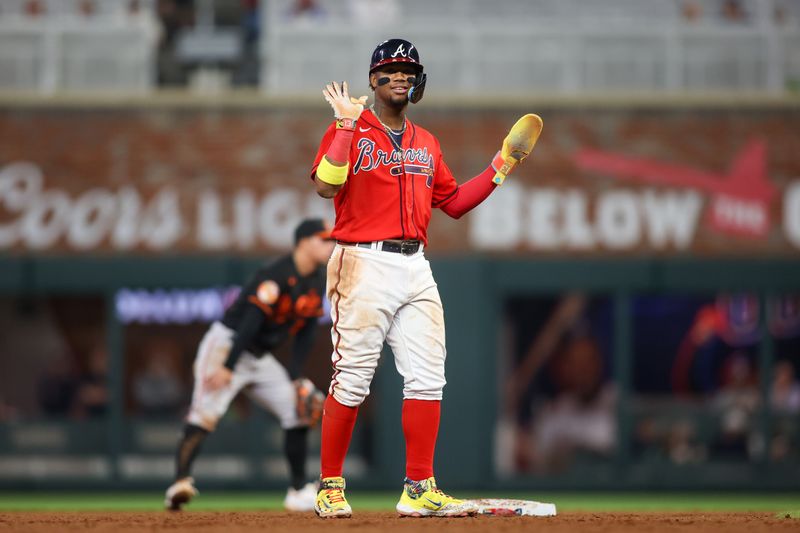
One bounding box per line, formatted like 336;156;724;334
1;511;798;533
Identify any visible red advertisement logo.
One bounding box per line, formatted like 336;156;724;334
575;140;777;238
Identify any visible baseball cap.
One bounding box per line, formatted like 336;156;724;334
294;218;333;244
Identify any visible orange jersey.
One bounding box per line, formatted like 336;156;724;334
311;109;458;245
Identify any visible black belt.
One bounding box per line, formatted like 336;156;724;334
343;240;421;255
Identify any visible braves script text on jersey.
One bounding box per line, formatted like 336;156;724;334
312;109;458;244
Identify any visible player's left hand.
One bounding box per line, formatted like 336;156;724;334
293;378;325;427
204;367;233;391
491;114;544;186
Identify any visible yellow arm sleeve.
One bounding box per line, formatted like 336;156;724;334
316;157;349;186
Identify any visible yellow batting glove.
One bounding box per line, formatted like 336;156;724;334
491;114;544;186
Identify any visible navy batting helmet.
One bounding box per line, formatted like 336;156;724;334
370;38;423;73
369;38;427;103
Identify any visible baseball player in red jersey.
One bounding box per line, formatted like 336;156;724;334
309;38;535;518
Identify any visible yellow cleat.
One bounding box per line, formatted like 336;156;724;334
396;477;478;518
314;476;352;518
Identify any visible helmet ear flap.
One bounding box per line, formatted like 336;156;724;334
408;72;426;104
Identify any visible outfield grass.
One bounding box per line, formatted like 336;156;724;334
0;492;798;513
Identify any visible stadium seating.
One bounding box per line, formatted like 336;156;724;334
261;0;800;95
0;0;798;94
0;0;156;93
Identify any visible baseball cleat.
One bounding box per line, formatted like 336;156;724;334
164;477;198;511
396;477;478;518
314;476;352;518
284;481;318;512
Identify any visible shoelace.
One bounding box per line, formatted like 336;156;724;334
405;479;457;502
325;489;345;504
431;487;456;500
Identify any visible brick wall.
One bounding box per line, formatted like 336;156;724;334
1;104;798;255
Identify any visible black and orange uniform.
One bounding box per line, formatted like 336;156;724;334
221;254;326;379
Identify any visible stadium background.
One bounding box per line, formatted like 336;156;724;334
1;0;800;510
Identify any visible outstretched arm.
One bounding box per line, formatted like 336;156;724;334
438;113;543;218
438;165;497;219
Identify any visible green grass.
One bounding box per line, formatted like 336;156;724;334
1;492;799;513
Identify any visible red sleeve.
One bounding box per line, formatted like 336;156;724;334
310;122;337;180
431;154;458;208
438;165;497;219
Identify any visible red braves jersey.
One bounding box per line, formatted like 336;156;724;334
311;109;458;245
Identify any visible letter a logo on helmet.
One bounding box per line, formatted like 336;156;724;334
369;38;427;103
370;38;423;74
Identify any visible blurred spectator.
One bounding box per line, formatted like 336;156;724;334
234;0;261;86
240;0;260;43
768;359;800;463
772;1;799;27
37;352;79;417
711;352;759;459
769;294;800;338
78;0;96;17
666;419;706;464
527;335;616;473
680;0;702;23
24;0;44;17
502;295;615;474
348;0;399;26
771;360;800;413
156;0;195;85
286;0;327;24
634;412;707;465
132;339;185;416
720;0;748;23
671;293;760;394
127;0;164;48
159;0;195;37
73;344;109;418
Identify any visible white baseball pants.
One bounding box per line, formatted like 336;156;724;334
326;243;447;407
186;321;302;431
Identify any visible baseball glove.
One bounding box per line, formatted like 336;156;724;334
293;378;325;427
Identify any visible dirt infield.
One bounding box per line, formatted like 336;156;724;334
1;511;797;533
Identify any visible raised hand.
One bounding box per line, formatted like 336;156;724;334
323;81;368;121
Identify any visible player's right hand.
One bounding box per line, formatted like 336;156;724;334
204;367;233;391
323;81;368;121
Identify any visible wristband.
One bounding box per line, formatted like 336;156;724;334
326;127;355;167
491;150;506;173
317;157;349;185
336;118;357;131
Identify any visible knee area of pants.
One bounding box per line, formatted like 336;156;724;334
187;409;220;432
331;388;367;408
402;390;444;402
278;415;304;431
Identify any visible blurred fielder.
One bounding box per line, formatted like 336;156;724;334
309;38;542;518
165;219;335;512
